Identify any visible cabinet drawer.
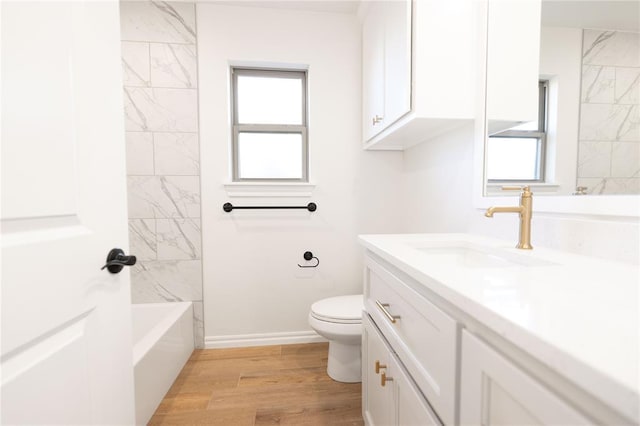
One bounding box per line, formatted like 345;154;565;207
365;258;458;425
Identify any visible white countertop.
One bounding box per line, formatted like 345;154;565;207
359;233;639;423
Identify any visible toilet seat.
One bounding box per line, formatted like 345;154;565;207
310;295;363;324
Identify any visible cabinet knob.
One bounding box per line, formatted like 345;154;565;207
375;360;387;374
372;115;384;125
381;371;393;387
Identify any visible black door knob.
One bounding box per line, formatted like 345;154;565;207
101;248;137;274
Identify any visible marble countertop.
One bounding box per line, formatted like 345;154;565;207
358;233;639;422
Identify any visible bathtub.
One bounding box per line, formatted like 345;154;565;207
132;302;194;425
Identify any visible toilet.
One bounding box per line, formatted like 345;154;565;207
308;294;364;383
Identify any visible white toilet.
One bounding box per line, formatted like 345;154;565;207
308;294;364;383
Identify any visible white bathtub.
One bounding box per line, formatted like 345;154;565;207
132;302;194;425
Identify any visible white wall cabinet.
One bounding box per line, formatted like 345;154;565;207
361;0;476;150
363;314;440;426
362;0;411;143
460;331;591;425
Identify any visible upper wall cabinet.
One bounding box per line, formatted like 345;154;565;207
361;0;476;150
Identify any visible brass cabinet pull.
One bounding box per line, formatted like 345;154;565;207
375;360;386;374
375;300;399;324
381;371;393;386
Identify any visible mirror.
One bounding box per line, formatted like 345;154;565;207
484;0;639;196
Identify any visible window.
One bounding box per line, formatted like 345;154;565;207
486;81;548;182
231;67;308;181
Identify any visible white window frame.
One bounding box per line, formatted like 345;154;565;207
231;67;309;182
487;80;549;183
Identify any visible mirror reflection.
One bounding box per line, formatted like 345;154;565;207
485;0;640;196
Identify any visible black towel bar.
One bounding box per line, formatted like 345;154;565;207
223;202;317;212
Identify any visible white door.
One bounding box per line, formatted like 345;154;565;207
1;1;135;424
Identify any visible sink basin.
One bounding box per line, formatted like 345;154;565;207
412;242;556;268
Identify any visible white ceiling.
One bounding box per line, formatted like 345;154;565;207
542;1;640;31
204;0;362;14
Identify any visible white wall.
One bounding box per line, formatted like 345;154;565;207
197;4;405;347
403;124;640;265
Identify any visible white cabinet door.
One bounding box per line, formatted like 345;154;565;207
363;315;394;426
381;0;412;129
392;355;440;426
460;331;591;425
362;0;412;142
362;2;386;141
1;1;135;424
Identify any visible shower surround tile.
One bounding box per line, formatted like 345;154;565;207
121;42;151;87
156;218;202;260
611;142;640;178
579;104;640;141
121;0;203;347
125;132;154;175
123;87;198;132
120;1;196;44
583;30;640;67
130;260;203;303
581;65;615;104
150;43;197;88
154;132;199;175
615;68;640;104
577;141;612;178
127;175;200;219
192;301;204;349
129;219;157;260
577;177;640;195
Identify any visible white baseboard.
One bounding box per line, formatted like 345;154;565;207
204;331;327;349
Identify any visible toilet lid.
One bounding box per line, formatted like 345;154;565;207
310;295;363;324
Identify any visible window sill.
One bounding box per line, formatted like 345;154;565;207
486;183;560;196
223;181;316;198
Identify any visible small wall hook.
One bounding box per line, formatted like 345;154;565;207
298;251;319;268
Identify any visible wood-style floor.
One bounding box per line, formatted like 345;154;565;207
149;343;364;425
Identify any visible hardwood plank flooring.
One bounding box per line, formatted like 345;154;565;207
148;343;364;426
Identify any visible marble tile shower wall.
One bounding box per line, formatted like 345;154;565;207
119;1;203;347
578;29;640;194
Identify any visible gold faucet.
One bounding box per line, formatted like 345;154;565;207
485;186;533;250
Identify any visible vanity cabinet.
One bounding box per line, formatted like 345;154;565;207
460;331;591;425
361;0;476;150
364;257;457;425
360;233;638;426
363;313;440;426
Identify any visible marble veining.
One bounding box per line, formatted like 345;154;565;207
121;42;151;87
581;65;615;103
154;132;199;175
156;218;201;260
615;67;640;104
129;219;157;260
583;30;640;67
131;260;203;303
124;87;198;132
120;1;196;44
128;176;200;219
151;43;197;88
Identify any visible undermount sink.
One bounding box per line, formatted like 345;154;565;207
412;242;556;268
